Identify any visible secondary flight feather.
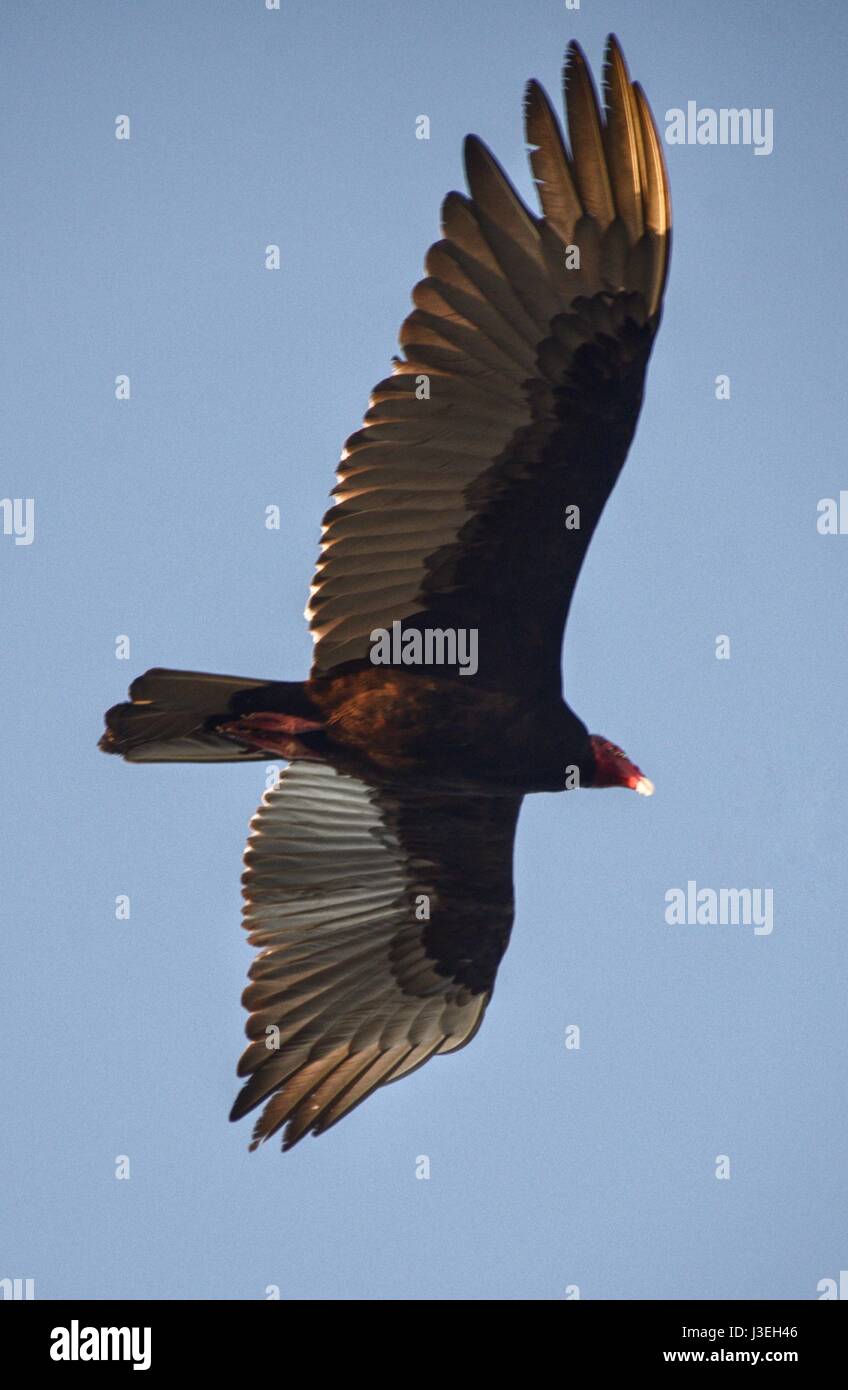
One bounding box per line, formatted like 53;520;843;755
101;35;671;1150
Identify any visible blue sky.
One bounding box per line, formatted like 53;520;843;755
1;0;846;1300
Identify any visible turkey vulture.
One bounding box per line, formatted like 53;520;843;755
101;35;671;1150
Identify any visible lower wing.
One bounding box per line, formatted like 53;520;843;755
232;759;522;1150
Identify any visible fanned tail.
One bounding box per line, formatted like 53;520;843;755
99;667;320;763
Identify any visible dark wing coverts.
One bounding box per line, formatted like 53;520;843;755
308;36;670;695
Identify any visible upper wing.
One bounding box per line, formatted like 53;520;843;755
308;36;670;697
232;760;521;1150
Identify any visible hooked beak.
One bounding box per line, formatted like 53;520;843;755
628;774;655;797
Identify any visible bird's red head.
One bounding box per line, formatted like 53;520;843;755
588;735;654;795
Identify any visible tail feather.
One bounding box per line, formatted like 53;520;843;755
100;667;318;763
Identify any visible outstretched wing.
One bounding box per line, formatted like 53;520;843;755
308;36;670;697
232;760;521;1150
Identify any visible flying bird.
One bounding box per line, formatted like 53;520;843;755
101;35;671;1150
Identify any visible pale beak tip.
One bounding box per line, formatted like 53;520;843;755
634;776;655;797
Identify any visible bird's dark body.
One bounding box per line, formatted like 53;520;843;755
228;670;591;794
